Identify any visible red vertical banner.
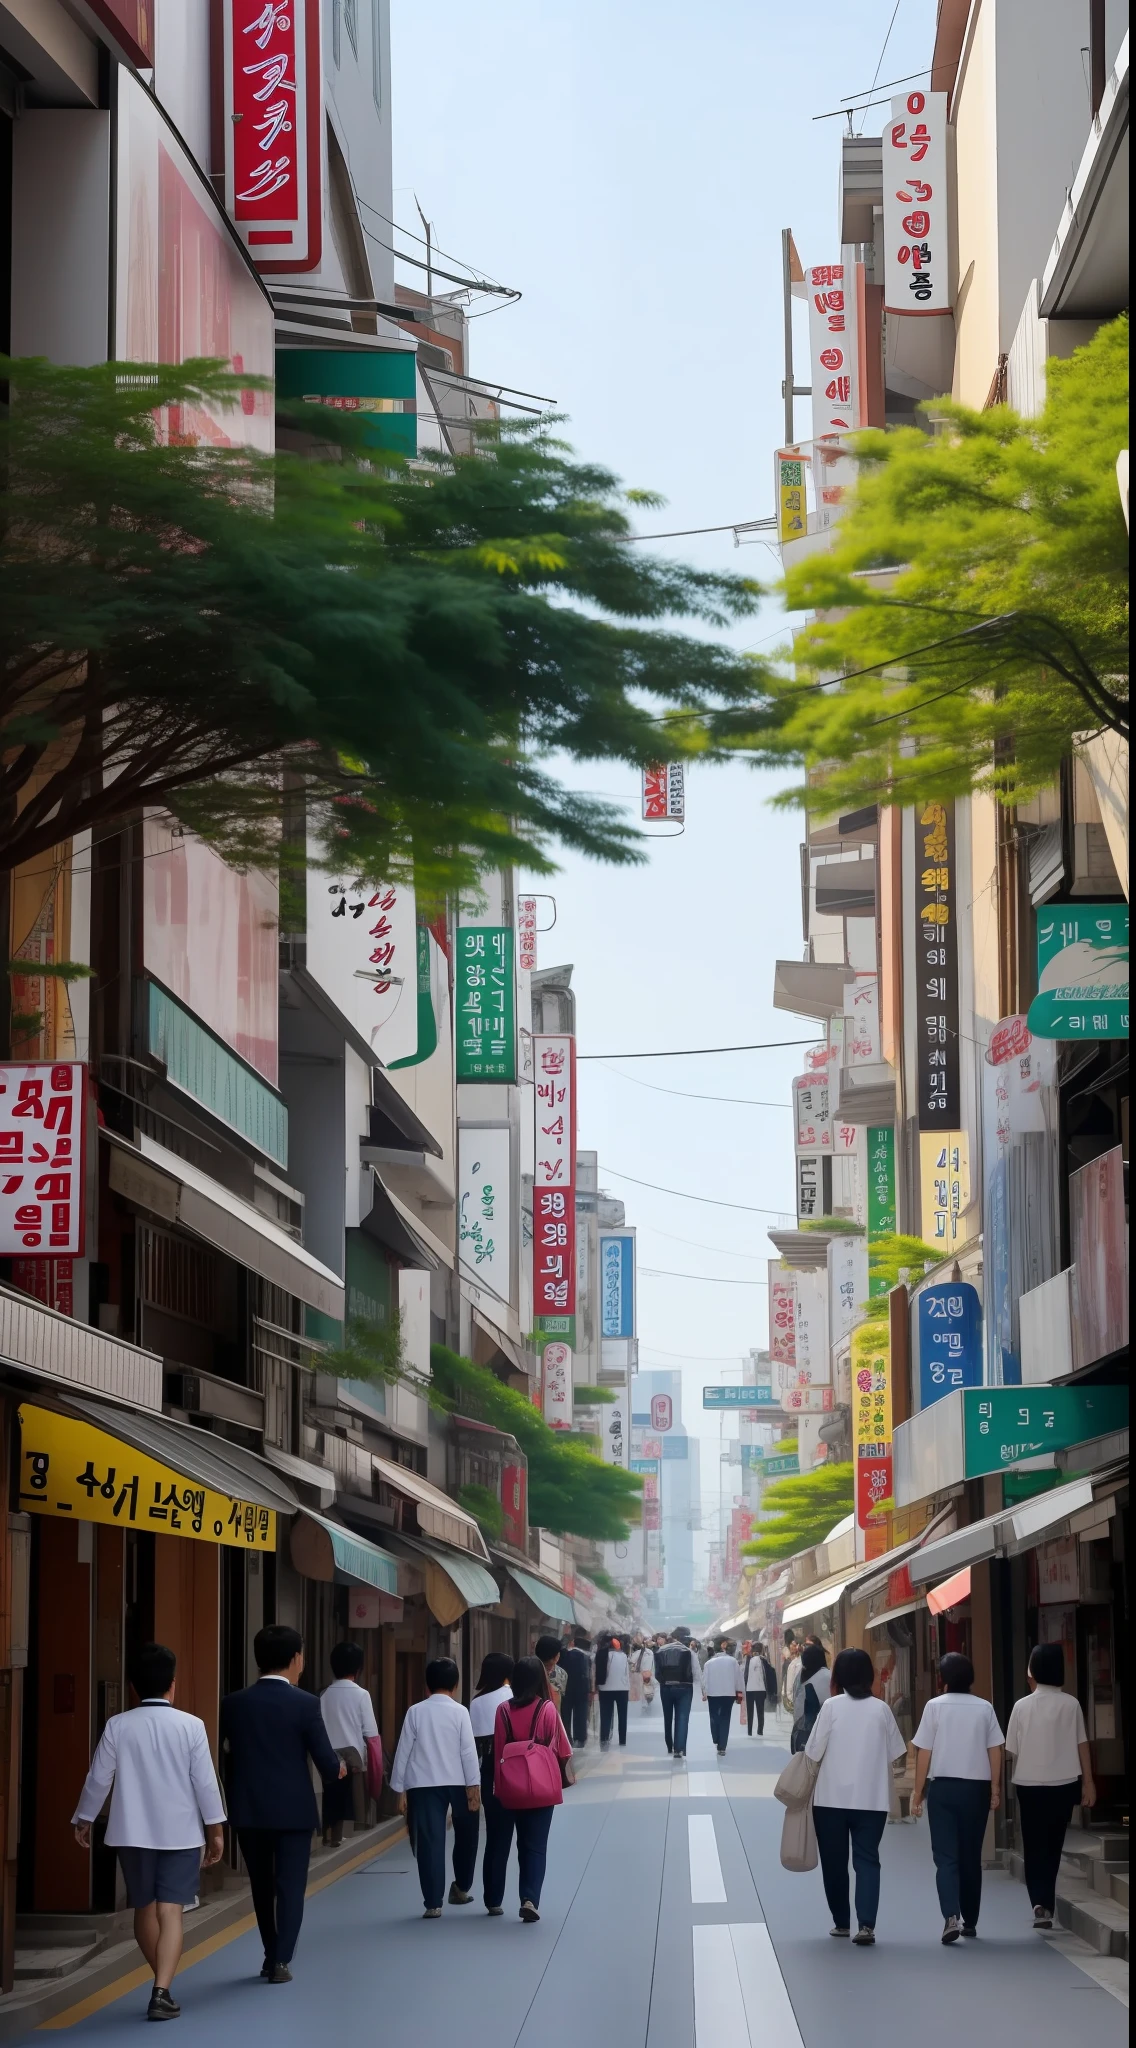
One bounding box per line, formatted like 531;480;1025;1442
500;1463;527;1549
533;1035;576;1316
222;0;323;273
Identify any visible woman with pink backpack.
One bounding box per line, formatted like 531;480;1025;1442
490;1656;575;1923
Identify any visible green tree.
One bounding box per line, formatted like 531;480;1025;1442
750;317;1129;813
740;1464;854;1566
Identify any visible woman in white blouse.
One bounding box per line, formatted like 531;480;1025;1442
804;1648;908;1944
1005;1642;1096;1931
469;1654;514;1916
910;1653;1003;1942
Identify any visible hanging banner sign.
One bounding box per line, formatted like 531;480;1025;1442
0;1064;87;1257
642;765;685;822
829;1233;869;1346
650;1392;673;1433
915;800;960;1126
222;0;323;273
18;1405;274;1549
853;1323;892;1528
793;1073;831;1154
918;1281;983;1409
599;1230;636;1338
807;261;860;437
882;90;951;315
541;1341;572;1431
796;1152;827;1221
457;1127;512;1303
533;1034;576;1315
792;1268;831;1386
776;450;808;543
516;896;539;975
455;927;516;1081
843;974;881;1065
601;1391;629;1469
1027;904;1129;1041
781;1384;835;1413
919;1132;971;1250
769;1268;797;1373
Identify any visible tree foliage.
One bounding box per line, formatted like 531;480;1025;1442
0;356;766;886
429;1345;643;1543
749;317;1129;813
740;1464;854;1566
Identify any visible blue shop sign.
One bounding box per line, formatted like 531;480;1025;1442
599;1231;636;1338
918;1281;983;1409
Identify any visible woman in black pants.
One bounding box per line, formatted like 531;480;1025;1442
1005;1643;1096;1931
743;1643;773;1735
468;1653;514;1916
910;1653;1004;1941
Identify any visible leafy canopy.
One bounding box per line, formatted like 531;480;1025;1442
741;1463;854;1566
0;356;767;885
748;317;1129;814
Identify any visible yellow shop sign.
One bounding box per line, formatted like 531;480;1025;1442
18;1405;275;1550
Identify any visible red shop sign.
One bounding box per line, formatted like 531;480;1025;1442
222;0;323;272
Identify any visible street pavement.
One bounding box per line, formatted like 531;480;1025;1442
43;1695;1128;2045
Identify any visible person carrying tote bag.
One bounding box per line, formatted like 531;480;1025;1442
491;1656;574;1925
774;1746;821;1871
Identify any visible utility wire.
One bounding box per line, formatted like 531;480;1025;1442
640;1268;768;1286
602;1169;794;1216
627;517;777;542
578;1037;820;1061
595;1063;789;1108
860;0;904;132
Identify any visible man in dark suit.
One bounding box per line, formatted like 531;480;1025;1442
219;1624;345;1983
559;1630;592;1749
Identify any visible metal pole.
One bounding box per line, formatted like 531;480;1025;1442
781;227;795;446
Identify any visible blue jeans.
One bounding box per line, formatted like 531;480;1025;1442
407;1785;479;1910
599;1691;629;1744
707;1696;735;1750
812;1807;888;1930
927;1777;991;1924
514;1805;554;1907
660;1683;693;1753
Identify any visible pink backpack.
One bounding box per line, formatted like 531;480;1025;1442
496;1702;562;1810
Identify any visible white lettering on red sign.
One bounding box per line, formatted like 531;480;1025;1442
0;1064;87;1258
533;1034;576;1314
223;0;322;272
642;764;685;823
882;91;951;315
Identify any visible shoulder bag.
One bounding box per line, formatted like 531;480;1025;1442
496;1703;563;1810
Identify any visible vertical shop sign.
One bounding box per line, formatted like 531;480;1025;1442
641;765;685;822
807;262;860;437
791;1269;831;1385
882;91;951;315
793;1073;831;1153
455;928;516;1081
601;1390;629;1469
598;1230;635;1338
853;1321;892;1529
0;1064;87;1256
914;801;960;1126
919;1132;970;1249
650;1393;673;1433
515;896;539;974
1027;903;1129;1040
776;451;807;543
769;1267;797;1378
867;1125;896;1237
829;1233;869;1346
843;974;881;1064
457;1127;511;1303
796;1151;828;1221
500;1462;527;1548
541;1342;572;1430
917;1281;983;1409
222;0;323;272
533;1034;576;1315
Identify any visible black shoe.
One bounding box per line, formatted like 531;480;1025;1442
147;1989;181;2022
259;1960;272;1980
961;1925;977;1938
267;1964;292;1984
852;1927;875;1946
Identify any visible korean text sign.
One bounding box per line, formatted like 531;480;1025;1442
962;1386;1128;1478
917;1281;983;1409
914;800;960;1126
18;1405;275;1549
853;1322;892;1529
455;927;516;1081
533;1034;576;1315
808;262;859;437
516;896;539;975
223;0;322;272
457;1127;511;1303
642;765;685;822
1027;903;1129;1041
0;1064;86;1257
599;1230;635;1338
541;1341;572;1431
793;1073;831;1154
882;91;950;316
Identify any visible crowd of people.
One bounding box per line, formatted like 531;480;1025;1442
68;1617;1096;2017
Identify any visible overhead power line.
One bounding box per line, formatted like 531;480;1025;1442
628;517;777;542
595;1063;790;1108
602;1169;792;1216
578;1038;820;1061
639;1268;768;1286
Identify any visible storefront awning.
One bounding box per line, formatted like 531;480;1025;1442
845;1507;957;1607
749;1568;790;1612
927;1567;972;1616
60;1394;298;1515
781;1567;860;1628
908;1470;1120;1585
507;1567;575;1625
290;1510;400;1596
372;1453;489;1559
393;1531;500;1625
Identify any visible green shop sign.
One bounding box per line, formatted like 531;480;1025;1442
275;348;417;456
964;1385;1128;1477
867;1124;896;1296
455;927;516;1082
757;1453;800;1478
389;927;438;1070
1028;902;1129;1041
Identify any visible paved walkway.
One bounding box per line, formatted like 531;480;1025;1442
36;1698;1127;2045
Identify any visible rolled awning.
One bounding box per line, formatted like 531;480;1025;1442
372;1453;489;1558
507;1566;575;1625
781;1567;859;1628
927;1567;972;1616
290;1511;400;1596
393;1531;500;1625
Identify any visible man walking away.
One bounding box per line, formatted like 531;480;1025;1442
654;1629;697;1760
389;1658;481;1918
703;1641;744;1756
219;1624;346;1984
320;1641;380;1846
743;1643;773;1737
560;1631;592;1749
597;1635;631;1748
72;1642;225;2023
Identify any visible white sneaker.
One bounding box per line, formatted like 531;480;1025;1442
942;1916;961;1944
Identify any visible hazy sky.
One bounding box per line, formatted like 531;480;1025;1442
392;1;936;1536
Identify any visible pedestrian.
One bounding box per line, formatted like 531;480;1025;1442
653;1628;698;1760
910;1652;1004;1943
469;1652;514;1917
702;1640;745;1755
1004;1643;1096;1932
781;1631;802;1714
535;1634;568;1718
320;1641;379;1846
389;1657;481;1919
596;1633;630;1747
632;1639;656;1714
743;1642;774;1737
805;1646;908;1946
492;1654;574;1924
219;1624;346;1984
71;1642;225;2023
790;1642;831;1753
560;1629;592;1749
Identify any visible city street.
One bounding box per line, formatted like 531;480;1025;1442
46;1698;1127;2047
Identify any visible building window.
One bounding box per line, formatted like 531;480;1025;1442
371;0;382;110
344;0;358;58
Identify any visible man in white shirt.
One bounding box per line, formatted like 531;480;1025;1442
320;1641;380;1846
389;1658;480;1918
702;1641;745;1755
910;1652;1003;1941
72;1642;225;2023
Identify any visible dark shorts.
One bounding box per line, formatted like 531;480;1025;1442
117;1846;201;1908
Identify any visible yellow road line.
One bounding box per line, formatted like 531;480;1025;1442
38;1829;408;2031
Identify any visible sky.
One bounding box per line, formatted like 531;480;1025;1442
391;0;937;1547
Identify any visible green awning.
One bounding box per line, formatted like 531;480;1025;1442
393;1532;500;1612
292;1512;399;1596
508;1567;576;1625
